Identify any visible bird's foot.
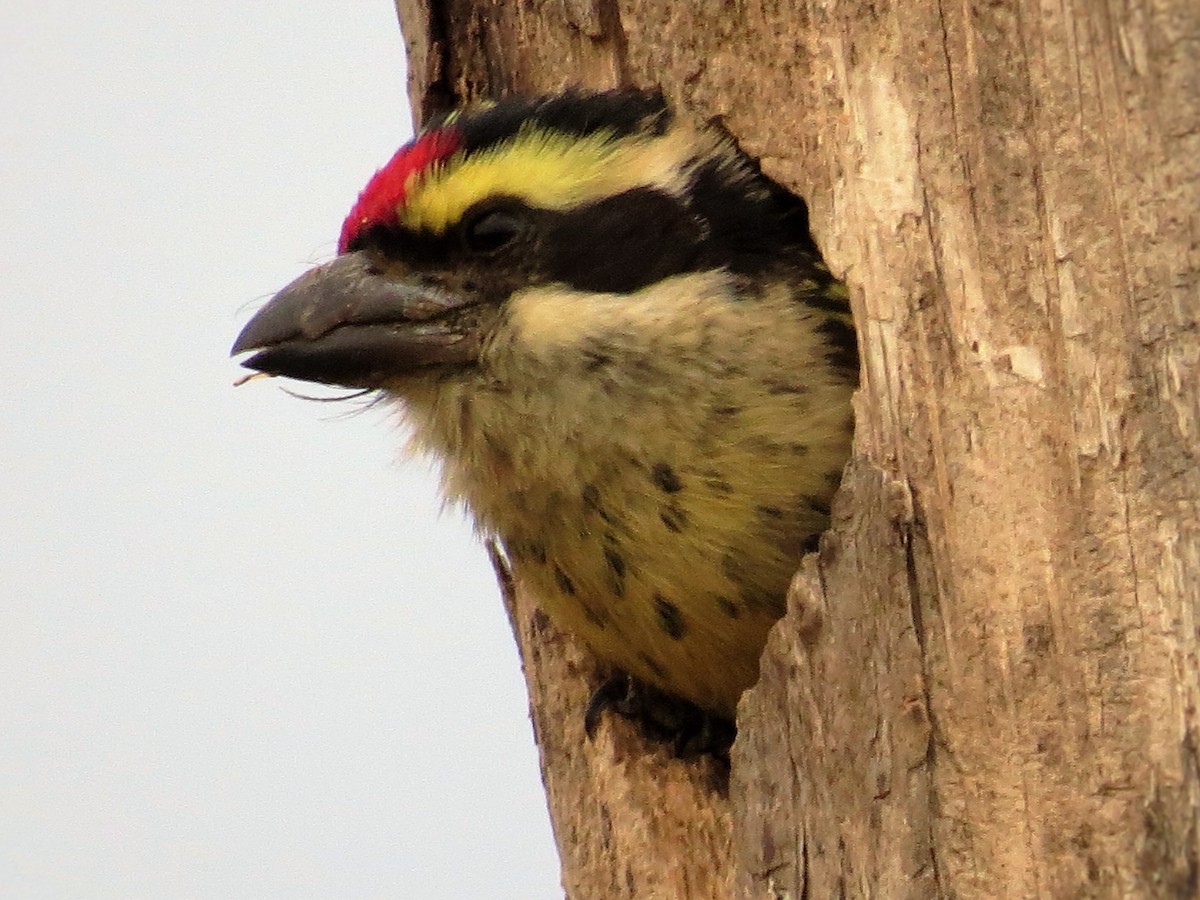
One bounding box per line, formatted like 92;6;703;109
584;672;735;760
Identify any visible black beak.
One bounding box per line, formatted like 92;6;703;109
231;252;484;388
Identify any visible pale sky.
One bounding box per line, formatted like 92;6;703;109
2;2;561;896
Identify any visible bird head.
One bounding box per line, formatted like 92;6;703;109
231;89;859;720
230;89;828;391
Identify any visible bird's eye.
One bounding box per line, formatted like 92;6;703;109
464;209;525;254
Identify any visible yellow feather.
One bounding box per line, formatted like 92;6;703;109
396;273;855;717
399;123;718;234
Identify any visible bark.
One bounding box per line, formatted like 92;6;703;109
393;2;1200;898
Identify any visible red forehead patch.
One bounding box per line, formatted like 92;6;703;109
337;128;462;254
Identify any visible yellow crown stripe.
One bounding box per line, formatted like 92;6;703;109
397;123;713;234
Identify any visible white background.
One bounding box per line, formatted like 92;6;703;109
1;2;561;896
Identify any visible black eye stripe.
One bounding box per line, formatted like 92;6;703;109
540;187;702;293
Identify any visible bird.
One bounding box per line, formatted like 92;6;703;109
232;88;857;726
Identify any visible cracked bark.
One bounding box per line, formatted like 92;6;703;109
393;1;1199;897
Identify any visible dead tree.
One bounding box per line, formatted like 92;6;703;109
394;2;1200;897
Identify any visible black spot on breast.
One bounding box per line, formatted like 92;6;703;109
603;547;627;598
582;602;608;628
700;472;734;494
704;475;734;495
530;609;552;633
660;504;687;533
637;651;668;680
585;351;612;371
716;596;740;619
582;339;614;371
508;539;547;565
653;594;687;639
763;379;809;395
651;463;683;493
757;505;784;520
720;551;741;581
740;586;786;616
458;395;473;434
816;316;859;372
554;565;576;596
802;280;853;314
720;549;777;614
743;434;787;455
603;547;626;579
582;483;615;523
483;433;513;468
803;494;832;516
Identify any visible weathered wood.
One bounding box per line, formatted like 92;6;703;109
729;3;1200;896
394;2;1200;897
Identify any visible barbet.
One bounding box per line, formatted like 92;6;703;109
233;89;857;723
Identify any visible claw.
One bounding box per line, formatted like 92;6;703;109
582;671;735;760
584;673;635;738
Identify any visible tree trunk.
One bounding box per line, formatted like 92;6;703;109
393;2;1200;897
